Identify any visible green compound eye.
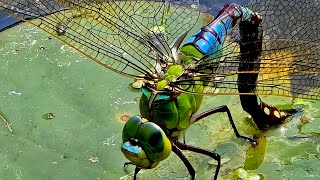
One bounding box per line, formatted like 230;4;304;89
121;115;171;169
122;115;142;142
136;122;171;162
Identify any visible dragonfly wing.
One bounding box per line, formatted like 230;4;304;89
174;0;320;100
0;0;202;79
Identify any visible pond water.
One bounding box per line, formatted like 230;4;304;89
0;1;320;180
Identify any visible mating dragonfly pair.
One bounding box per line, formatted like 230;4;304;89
1;0;319;179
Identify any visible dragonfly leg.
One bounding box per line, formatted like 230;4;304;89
174;140;220;180
172;143;196;180
133;167;141;180
123;162;133;176
123;162;141;180
123;162;133;168
191;105;257;146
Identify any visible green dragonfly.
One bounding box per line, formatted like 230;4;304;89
1;0;319;179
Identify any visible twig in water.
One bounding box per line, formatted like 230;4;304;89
1;113;13;133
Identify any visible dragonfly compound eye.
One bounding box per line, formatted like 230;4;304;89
121;115;172;169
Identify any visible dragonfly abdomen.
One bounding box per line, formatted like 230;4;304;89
180;3;261;61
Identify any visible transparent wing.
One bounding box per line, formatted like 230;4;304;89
174;0;320;100
0;0;202;79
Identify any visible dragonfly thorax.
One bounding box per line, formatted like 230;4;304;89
140;63;184;92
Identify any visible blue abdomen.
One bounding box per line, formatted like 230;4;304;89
180;3;259;60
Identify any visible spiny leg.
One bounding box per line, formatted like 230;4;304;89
191;105;257;146
172;144;196;180
174;140;221;180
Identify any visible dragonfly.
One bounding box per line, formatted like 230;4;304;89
1;0;320;179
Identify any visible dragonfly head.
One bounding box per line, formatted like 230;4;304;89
121;115;172;169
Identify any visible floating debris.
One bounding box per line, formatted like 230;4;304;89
102;134;118;146
116;112;134;123
88;156;99;163
42;113;55;120
120;115;130;122
31;40;37;46
131;80;144;89
7;90;22;96
1;113;13;133
297;116;311;133
128;80;144;92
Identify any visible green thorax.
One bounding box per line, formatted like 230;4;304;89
154;64;183;91
139;86;203;138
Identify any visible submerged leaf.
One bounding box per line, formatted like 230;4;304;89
293;98;314;106
235;168;263;180
244;134;267;170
